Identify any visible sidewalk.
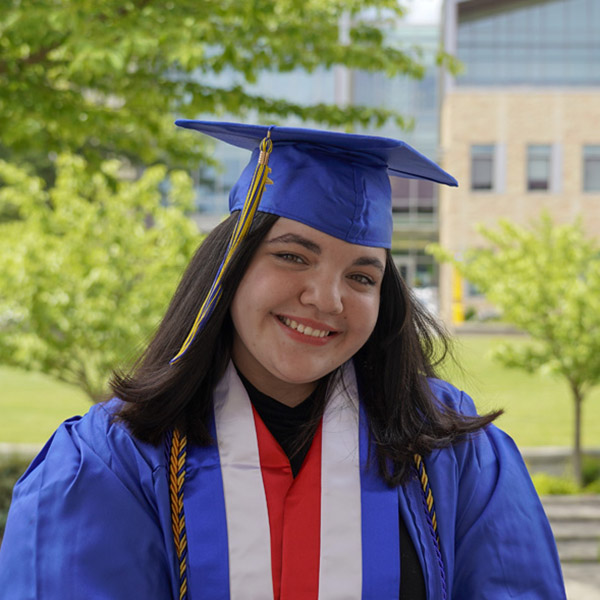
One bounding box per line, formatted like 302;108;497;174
563;564;600;600
542;495;600;600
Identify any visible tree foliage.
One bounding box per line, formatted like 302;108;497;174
429;215;600;485
0;0;444;171
0;156;199;401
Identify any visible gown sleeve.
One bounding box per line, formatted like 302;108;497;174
428;380;567;600
0;401;177;600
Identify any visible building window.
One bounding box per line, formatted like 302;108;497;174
471;145;494;191
456;0;600;87
390;177;437;227
527;145;552;191
583;145;600;192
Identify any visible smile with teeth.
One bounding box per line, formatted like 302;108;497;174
278;316;333;338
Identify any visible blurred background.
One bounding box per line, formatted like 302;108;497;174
1;0;599;593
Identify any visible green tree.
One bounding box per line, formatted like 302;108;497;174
0;155;198;401
429;216;600;487
0;0;451;172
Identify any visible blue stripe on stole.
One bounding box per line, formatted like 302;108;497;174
359;403;400;599
183;418;230;600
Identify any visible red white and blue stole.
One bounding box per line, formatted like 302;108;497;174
180;362;443;599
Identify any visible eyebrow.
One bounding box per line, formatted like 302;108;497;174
352;256;385;274
267;233;385;273
267;233;321;254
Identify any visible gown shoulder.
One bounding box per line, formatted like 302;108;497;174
424;379;567;599
0;399;176;600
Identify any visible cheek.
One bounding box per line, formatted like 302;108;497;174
230;267;278;331
351;294;381;340
230;277;255;336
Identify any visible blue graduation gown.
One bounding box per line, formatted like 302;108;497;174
0;379;566;599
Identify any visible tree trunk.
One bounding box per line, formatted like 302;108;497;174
570;383;584;488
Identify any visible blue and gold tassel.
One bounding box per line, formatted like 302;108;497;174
170;131;274;364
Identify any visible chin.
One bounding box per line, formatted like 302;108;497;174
274;362;338;385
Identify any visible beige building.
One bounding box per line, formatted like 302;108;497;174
438;0;600;324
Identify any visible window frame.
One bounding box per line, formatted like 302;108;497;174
471;144;495;192
526;144;552;192
583;145;600;192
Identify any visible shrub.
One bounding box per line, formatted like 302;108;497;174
583;478;600;494
582;456;600;487
532;472;580;495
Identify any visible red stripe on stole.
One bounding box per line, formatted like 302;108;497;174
252;408;322;600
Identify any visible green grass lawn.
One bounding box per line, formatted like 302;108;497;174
1;334;599;448
440;335;600;449
0;367;91;444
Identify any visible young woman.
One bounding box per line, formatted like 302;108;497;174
0;122;566;599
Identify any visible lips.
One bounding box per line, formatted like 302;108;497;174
276;315;336;338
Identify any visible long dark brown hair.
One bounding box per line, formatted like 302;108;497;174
112;211;500;485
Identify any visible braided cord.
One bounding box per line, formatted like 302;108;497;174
414;453;439;544
414;453;447;600
167;429;189;600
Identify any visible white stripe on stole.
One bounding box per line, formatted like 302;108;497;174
213;363;274;600
319;363;363;599
214;361;363;599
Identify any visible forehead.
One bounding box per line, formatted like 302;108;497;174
265;217;387;260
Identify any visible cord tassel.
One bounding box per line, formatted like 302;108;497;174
170;133;273;364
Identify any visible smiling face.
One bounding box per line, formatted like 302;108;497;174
230;217;386;406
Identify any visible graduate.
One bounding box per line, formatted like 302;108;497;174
0;122;566;599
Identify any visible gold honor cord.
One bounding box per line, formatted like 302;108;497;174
170;133;273;365
168;428;188;600
414;452;447;598
414;453;439;543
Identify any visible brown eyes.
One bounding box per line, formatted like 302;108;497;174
350;274;376;286
272;252;377;287
274;252;305;264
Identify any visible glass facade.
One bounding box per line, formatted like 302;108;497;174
353;22;443;293
390;177;436;224
456;0;600;86
353;24;440;159
353;21;442;268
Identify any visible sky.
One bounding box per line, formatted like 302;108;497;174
403;0;443;24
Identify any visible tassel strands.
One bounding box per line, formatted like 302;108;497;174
167;129;272;596
170;132;274;364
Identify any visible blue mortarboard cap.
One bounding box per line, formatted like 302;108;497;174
175;120;457;249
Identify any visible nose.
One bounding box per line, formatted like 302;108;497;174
299;273;344;315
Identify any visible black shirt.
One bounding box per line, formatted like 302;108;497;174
239;372;316;476
237;372;427;599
